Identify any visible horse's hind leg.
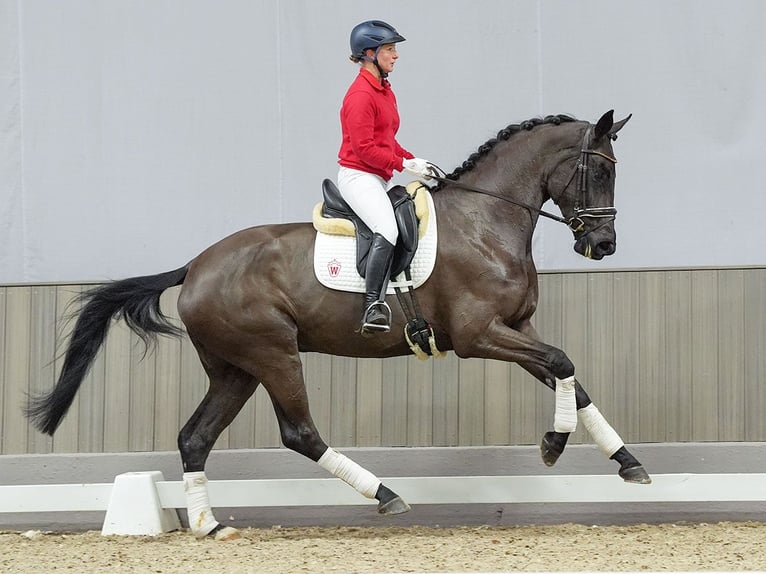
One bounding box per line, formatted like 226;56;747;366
261;350;410;515
177;356;260;540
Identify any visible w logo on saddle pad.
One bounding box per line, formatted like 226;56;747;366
313;181;438;294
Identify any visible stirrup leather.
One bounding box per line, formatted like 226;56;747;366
361;301;392;332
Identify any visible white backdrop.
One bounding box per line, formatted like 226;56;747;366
2;0;765;283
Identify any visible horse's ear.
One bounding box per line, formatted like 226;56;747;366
609;113;632;138
593;110;615;141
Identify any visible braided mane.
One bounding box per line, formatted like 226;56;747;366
433;114;577;190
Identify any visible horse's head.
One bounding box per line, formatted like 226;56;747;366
546;110;631;260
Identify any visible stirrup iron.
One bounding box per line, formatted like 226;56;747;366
362;301;392;333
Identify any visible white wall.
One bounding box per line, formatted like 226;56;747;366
1;0;24;280
2;0;765;283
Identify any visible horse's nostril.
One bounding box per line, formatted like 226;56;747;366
598;241;616;255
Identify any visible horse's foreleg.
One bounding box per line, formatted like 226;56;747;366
539;375;576;469
513;322;651;484
264;354;410;515
177;360;259;540
457;318;578;465
574;381;651;483
519;361;651;483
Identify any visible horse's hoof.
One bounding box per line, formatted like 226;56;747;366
377;496;411;515
619;465;652;484
213;526;241;541
540;431;564;467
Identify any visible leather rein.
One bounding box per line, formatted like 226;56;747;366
426;125;618;233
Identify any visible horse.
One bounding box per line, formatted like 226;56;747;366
26;109;650;540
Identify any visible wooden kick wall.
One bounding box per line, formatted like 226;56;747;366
1;268;765;455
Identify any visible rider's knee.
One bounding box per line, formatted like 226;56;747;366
372;219;398;245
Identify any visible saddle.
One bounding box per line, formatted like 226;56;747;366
318;179;419;278
313;179;443;359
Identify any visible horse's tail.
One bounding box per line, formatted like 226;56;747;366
25;265;189;435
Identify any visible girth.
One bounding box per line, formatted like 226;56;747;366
320;179;419;278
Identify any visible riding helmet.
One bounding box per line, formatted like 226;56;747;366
349;20;406;59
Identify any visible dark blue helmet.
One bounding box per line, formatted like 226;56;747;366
349;20;406;59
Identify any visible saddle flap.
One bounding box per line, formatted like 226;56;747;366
386;186;419;278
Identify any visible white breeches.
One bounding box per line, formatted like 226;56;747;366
337;166;398;245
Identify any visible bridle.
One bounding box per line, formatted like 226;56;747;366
559;125;618;234
427;123;618;234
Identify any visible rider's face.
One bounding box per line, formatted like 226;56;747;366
369;43;398;75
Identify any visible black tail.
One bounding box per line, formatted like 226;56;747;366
25;265;189;435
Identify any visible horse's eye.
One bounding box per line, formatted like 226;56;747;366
593;167;611;184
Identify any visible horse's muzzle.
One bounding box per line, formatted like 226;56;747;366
574;235;616;260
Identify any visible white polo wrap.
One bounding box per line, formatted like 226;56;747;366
183;471;219;538
578;403;624;457
554;375;578;433
318;447;381;499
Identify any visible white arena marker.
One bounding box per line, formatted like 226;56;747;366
101;471;181;536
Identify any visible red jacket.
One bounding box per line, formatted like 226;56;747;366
338;68;414;180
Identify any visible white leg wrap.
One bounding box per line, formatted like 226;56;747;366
183;471;220;538
317;447;381;499
578;403;624;457
553;375;577;433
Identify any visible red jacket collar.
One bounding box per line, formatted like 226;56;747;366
359;68;390;91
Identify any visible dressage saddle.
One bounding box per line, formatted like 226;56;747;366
320;179;419;279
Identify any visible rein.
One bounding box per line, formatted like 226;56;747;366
426;124;618;234
426;172;573;227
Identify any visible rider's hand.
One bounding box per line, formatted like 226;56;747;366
402;157;434;180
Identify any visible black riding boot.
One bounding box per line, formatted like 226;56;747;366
362;233;396;333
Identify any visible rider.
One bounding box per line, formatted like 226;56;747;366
338;20;434;333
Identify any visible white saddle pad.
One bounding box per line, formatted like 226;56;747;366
313;189;438;294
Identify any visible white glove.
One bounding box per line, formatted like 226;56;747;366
402;157;434;179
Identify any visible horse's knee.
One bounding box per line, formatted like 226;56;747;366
547;348;574;379
280;424;325;461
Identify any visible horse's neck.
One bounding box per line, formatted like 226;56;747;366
432;137;557;257
449;151;546;226
433;178;539;256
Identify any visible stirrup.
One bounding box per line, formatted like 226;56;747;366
361;301;392;333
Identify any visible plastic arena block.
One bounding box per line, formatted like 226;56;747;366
101;471;181;536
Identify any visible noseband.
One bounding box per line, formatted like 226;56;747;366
427;123;618;233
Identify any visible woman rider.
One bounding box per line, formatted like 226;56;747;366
337;20;434;333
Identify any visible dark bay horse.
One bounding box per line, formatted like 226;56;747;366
27;110;650;540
